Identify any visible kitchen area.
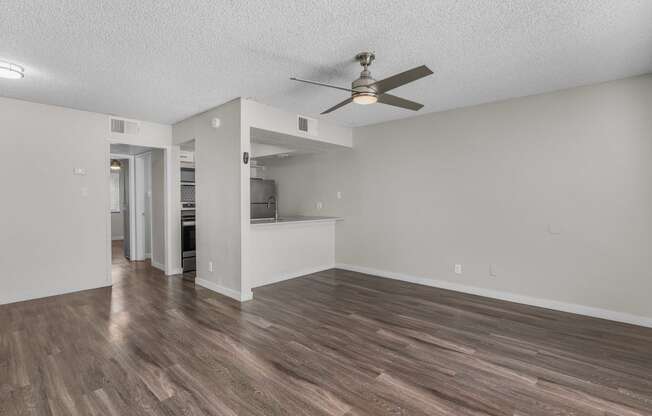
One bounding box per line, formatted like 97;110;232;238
246;126;345;288
171;98;352;301
179;142;196;278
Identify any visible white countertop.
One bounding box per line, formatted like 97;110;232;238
250;216;342;227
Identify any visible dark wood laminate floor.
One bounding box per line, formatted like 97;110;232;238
2;243;652;415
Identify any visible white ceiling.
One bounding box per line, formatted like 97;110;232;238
1;1;651;127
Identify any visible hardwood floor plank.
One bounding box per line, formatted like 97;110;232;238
2;241;652;415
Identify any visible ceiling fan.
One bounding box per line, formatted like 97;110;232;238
290;52;433;114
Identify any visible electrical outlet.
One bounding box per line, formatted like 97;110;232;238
316;201;323;210
208;261;213;272
454;264;462;275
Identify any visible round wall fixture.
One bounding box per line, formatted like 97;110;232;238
110;159;122;170
0;61;24;79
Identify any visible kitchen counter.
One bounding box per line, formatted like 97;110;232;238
248;216;340;289
250;216;341;226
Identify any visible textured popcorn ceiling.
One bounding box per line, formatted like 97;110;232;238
1;1;651;127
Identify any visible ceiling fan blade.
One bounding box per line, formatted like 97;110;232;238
290;77;354;93
371;65;433;93
321;97;353;114
377;94;424;111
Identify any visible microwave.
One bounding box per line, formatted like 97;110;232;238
181;167;195;184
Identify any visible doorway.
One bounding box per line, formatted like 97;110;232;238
109;144;166;277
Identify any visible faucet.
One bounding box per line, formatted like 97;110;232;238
267;196;278;221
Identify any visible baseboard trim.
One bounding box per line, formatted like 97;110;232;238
166;267;183;276
335;263;652;329
0;283;113;306
196;278;253;302
251;264;335;289
151;260;165;272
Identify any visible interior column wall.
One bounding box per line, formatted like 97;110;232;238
150;148;166;270
173;99;244;299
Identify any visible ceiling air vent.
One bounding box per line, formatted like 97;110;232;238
110;118;140;135
297;115;318;136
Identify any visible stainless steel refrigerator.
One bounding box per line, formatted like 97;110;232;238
250;178;277;219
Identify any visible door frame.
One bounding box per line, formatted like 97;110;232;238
105;140;182;285
110;153;136;260
133;151;152;261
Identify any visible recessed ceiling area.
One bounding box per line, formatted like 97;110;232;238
1;1;651;127
110;143;156;155
251;128;349;155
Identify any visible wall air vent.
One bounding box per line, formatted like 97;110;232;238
297;115;318;136
110;118;140;135
298;116;309;132
111;118;125;134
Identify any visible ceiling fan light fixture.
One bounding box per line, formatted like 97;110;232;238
353;93;378;105
290;52;432;114
0;61;24;80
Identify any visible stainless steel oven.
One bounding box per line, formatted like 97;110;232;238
181;183;195;210
181;211;196;272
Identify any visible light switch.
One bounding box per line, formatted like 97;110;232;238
73;167;87;176
316;201;323;210
337;191;342;199
489;264;498;277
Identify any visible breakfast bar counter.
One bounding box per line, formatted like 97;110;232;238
248;217;341;288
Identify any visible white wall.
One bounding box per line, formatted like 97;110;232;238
264;151;347;217
263;75;652;325
150;148;166;269
109;119;173;148
111;212;124;240
0;97;171;304
173;99;245;298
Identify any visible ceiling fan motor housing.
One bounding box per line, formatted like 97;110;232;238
352;52;378;98
352;73;378;97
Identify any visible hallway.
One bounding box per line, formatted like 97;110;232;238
111;239;157;284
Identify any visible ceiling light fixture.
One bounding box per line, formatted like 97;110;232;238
352;93;378;105
110;159;122;170
0;61;25;79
